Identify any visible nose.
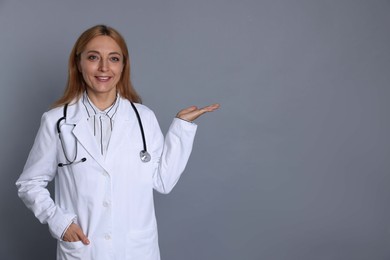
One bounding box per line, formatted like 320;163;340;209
99;58;109;72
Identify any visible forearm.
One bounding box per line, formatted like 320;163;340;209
153;118;197;194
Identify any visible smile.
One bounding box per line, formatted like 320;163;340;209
95;76;111;82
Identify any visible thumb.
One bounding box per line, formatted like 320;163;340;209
176;106;198;117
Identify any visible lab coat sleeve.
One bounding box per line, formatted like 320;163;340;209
152;116;197;194
15;112;76;240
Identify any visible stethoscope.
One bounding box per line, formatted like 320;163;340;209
56;101;151;167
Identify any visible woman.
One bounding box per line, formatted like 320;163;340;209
16;24;219;260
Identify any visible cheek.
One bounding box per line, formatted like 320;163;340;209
79;60;96;73
114;66;124;78
80;71;95;88
81;70;91;82
117;64;124;73
79;64;95;80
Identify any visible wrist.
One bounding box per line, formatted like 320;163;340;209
175;116;193;124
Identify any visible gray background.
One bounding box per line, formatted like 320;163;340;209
1;0;390;259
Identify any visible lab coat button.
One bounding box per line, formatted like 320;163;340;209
103;201;110;207
104;234;111;240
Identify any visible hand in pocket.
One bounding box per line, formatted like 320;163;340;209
63;223;90;245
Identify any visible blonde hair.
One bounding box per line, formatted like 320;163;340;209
53;24;141;107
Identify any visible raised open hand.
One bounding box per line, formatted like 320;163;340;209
176;103;220;122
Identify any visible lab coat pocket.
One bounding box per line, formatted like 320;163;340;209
58;240;87;260
126;228;160;260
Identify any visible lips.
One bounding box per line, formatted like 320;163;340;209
95;76;111;82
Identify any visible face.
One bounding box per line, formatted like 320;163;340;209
78;35;124;98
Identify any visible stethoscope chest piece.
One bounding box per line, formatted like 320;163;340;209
140;150;151;163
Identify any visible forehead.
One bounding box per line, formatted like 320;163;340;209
84;35;122;54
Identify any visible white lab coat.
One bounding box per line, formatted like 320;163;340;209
16;96;197;260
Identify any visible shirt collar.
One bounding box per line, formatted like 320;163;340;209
82;91;120;119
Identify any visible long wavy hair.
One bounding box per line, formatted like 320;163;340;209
52;24;141;107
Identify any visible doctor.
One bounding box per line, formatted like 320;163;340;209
16;24;219;260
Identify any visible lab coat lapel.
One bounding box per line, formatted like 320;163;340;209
65;97;110;173
72;119;108;170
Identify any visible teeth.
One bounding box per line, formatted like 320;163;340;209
96;76;110;81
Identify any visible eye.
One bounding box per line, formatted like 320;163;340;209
87;55;99;61
110;56;121;62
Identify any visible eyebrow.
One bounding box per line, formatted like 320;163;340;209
86;50;122;56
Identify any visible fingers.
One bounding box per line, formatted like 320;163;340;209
77;229;90;245
200;103;220;112
63;223;90;245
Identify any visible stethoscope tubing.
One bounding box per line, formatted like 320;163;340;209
130;102;148;154
57;100;151;167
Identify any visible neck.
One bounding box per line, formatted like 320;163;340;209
86;91;117;110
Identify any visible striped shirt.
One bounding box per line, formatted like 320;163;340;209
82;92;120;157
